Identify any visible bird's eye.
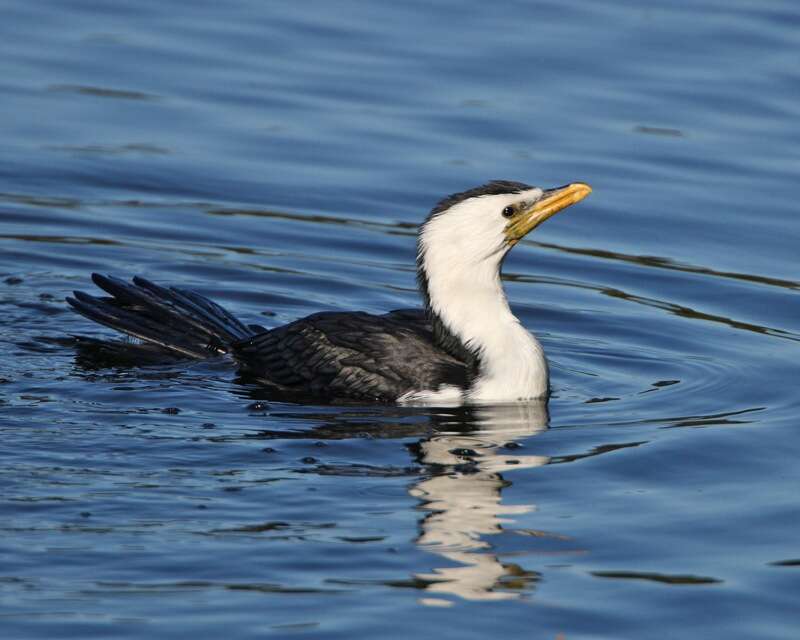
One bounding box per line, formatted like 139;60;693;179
502;205;515;218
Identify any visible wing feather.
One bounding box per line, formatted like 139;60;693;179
232;310;468;401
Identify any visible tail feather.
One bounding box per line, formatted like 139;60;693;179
131;276;252;341
67;274;255;359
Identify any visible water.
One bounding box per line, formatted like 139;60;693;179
1;0;799;637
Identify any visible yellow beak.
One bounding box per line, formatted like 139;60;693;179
505;182;592;245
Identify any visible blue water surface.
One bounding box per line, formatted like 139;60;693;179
1;1;799;638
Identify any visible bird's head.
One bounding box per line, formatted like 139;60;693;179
417;180;592;286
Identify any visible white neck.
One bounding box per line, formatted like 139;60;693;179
421;244;549;403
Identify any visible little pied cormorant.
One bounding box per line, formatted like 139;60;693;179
68;181;591;404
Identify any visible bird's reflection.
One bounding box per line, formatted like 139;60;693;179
409;402;549;604
225;395;556;603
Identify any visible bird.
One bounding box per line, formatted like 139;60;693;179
67;180;591;404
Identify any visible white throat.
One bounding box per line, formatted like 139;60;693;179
418;197;549;403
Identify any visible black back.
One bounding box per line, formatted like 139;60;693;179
233;309;469;402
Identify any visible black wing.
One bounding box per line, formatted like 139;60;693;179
233;309;468;401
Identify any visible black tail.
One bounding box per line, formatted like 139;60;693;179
67;274;258;359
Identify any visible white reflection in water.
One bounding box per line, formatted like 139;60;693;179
411;402;549;604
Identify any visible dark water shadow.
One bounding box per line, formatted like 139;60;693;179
509;272;800;342
47;84;159;101
529;240;800;292
591;570;721;585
